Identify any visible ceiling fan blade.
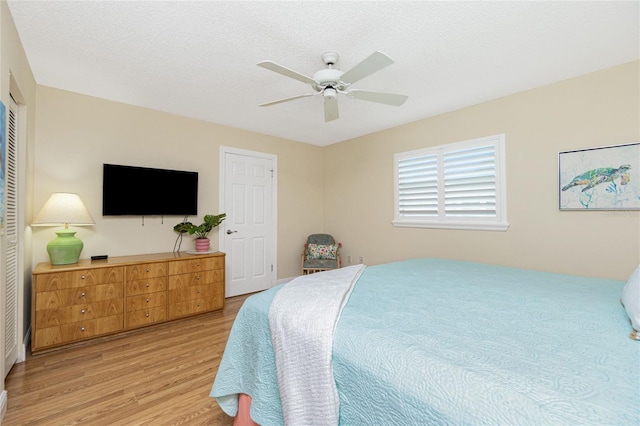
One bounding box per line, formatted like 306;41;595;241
257;61;316;85
349;90;408;106
340;51;395;85
324;97;339;122
259;94;315;107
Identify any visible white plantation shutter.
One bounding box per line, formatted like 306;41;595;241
397;153;438;217
444;144;496;217
394;134;508;231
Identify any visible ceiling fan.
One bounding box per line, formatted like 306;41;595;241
257;51;408;122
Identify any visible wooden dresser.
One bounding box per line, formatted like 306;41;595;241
32;251;225;354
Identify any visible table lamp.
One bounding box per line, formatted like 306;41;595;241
32;193;95;265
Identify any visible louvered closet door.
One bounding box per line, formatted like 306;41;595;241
4;96;19;375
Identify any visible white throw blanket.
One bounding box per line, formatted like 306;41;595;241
268;264;365;426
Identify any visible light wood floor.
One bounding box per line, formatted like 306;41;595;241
3;293;251;426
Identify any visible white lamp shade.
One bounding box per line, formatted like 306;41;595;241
32;193;95;227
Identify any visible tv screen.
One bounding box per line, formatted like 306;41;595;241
102;164;198;216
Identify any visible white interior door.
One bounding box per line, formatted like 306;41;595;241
219;147;277;297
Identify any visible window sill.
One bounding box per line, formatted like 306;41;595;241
392;219;510;232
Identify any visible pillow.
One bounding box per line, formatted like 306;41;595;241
306;243;338;260
621;265;640;340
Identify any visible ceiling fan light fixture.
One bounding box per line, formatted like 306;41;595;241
323;87;337;100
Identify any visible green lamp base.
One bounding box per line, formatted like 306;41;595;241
47;229;84;265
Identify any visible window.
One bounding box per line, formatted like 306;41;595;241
393;134;508;231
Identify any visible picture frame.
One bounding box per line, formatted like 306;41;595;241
558;142;640;210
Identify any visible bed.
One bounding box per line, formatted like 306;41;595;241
211;258;640;425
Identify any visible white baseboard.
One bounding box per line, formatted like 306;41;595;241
0;390;7;423
277;277;296;285
19;327;31;363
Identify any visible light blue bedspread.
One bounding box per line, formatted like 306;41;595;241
211;258;640;425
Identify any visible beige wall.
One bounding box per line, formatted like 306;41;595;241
33;86;324;279
325;61;640;281
33;63;640;285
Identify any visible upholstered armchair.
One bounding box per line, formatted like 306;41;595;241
301;234;342;275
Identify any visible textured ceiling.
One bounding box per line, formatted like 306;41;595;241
7;1;640;146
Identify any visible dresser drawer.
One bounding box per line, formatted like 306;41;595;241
168;296;223;319
168;256;223;275
34;315;123;349
126;306;167;328
35;267;124;292
126;277;167;296
168;270;223;290
35;283;124;310
35;299;124;328
126;292;167;312
168;282;223;303
126;262;167;281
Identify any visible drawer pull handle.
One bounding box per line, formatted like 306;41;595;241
81;327;85;331
145;313;149;317
81;309;86;314
196;262;200;267
196;289;200;294
81;275;86;280
146;282;150;287
196;304;200;308
146;268;150;272
146;298;150;303
81;292;86;297
196;275;200;280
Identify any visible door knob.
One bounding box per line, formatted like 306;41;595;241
226;230;238;234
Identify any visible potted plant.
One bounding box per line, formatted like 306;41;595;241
174;213;226;252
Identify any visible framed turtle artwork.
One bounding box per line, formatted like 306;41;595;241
558;142;640;210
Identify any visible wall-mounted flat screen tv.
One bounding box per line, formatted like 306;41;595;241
103;163;198;216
